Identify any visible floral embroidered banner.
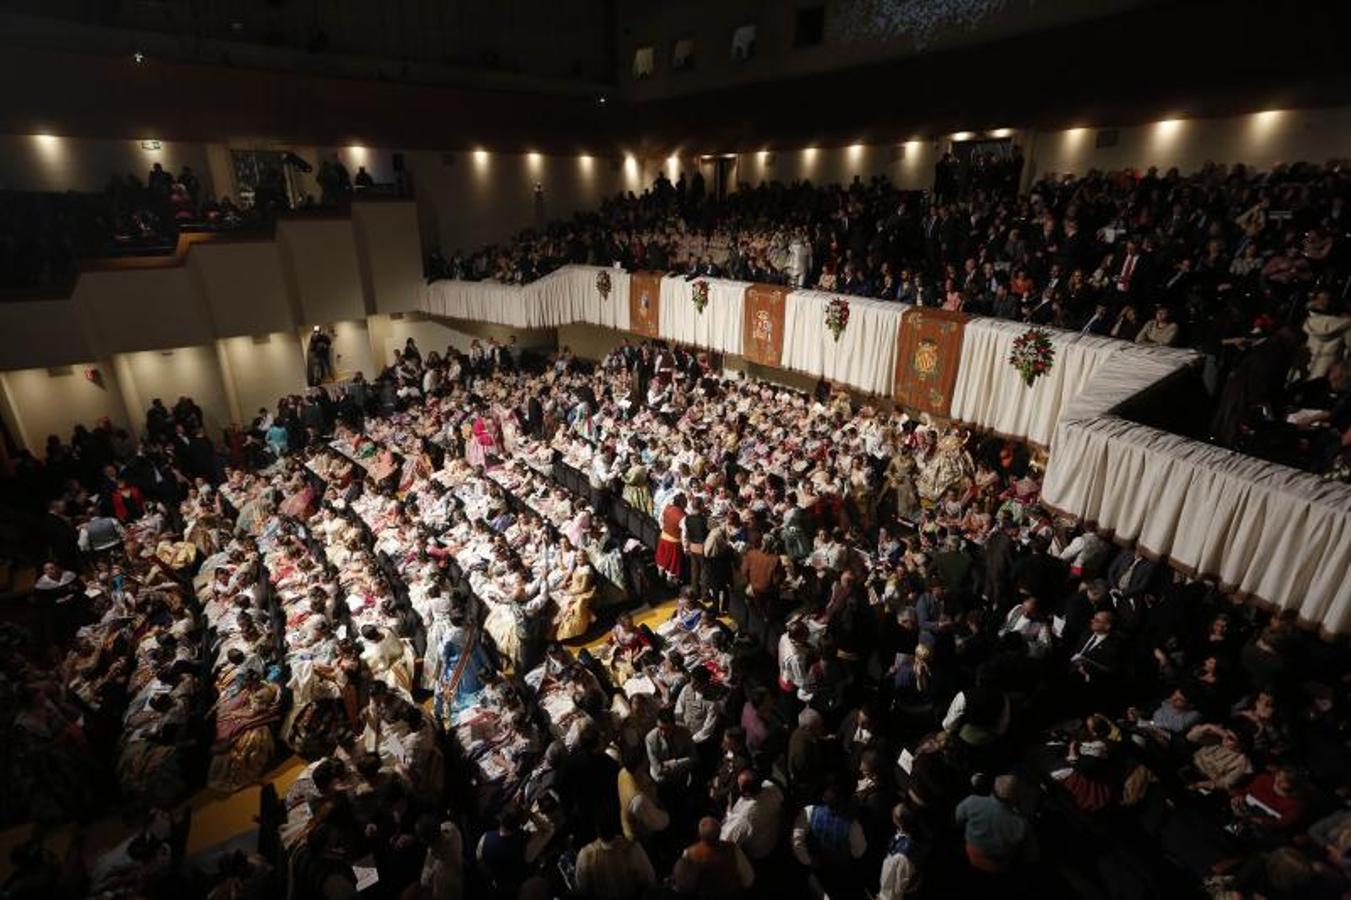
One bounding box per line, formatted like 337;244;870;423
893;307;967;417
740;284;788;367
628;271;662;338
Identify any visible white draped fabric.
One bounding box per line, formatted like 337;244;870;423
780;290;906;395
534;265;631;330
1043;349;1351;635
948;319;1171;446
1046;414;1351;635
422;266;629;331
424;277;542;328
658;276;745;354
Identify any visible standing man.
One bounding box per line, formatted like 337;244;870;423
308;326;334;386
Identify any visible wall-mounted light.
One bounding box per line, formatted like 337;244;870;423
32;133;62;162
990;128;1013;138
951;131;974;141
1250;109;1283;138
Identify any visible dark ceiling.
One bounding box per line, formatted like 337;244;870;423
0;0;1347;155
632;0;1351;152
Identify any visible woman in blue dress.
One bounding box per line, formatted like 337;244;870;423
435;610;493;723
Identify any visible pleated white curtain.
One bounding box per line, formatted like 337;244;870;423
533;265;631;330
1045;414;1351;635
424;278;539;328
780;290;906;396
950;319;1137;446
658;276;746;354
422;266;629;331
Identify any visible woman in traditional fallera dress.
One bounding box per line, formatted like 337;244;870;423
553;555;598;641
207;670;282;792
655;493;687;581
436;613;492;720
916;430;975;503
465;415;499;469
622;459;653;516
884;451;922;523
602;612;651;684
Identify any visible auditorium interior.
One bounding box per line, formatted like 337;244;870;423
0;1;1348;899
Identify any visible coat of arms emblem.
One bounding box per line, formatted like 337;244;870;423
912;338;940;379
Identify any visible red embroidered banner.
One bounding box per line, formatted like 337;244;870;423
741;284;788;367
893;307;967;417
628;271;662;338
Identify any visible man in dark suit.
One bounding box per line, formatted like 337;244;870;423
41;499;81;571
525;395;544;438
1068;610;1123;709
1011;536;1067;613
933;536;977;616
1105;548;1157;600
1080;302;1113;336
981;514;1019;611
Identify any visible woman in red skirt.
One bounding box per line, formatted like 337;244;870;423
655;493;688;583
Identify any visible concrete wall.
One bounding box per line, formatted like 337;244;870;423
218;332;308;419
401;149;639;257
352;201;425;314
0;362;130;449
76;266;215;354
0;133;215;194
1026;107;1351;181
191;240;296;336
278;217;368;324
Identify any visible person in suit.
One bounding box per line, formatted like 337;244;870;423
932;536;977;616
1079;302;1113;336
1011;536;1066;614
1113;239;1149;300
1105;548;1157;600
1068;610;1123;710
525;394;544;438
41;499;81;571
981;514;1019;611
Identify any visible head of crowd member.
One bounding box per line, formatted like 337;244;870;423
656;706;679;737
1089;610;1114;636
798;707;824;737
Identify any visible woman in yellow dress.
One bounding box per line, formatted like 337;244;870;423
553;553;598;641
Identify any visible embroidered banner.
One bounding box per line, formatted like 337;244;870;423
741;284;788;367
628;271;662;338
893;307;967;417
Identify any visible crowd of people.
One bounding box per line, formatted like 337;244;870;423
430;159;1351;472
0;152;397;295
0;161;251;293
2;333;1347;900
